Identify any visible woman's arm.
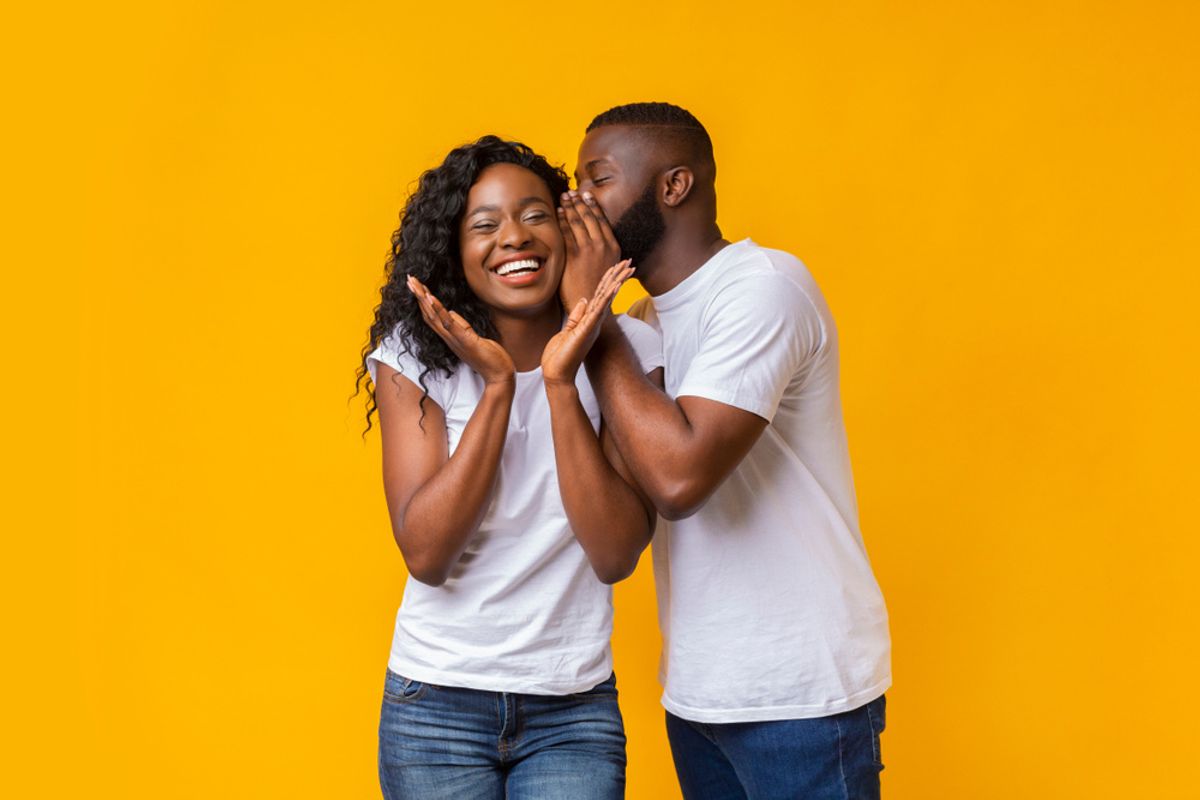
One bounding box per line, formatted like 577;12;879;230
375;277;516;587
542;263;655;584
376;364;513;587
544;383;656;584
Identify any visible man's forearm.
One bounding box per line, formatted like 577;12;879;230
584;321;702;518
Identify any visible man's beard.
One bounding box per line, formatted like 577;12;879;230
611;182;666;267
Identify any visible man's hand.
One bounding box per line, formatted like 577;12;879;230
408;275;515;386
542;260;633;387
558;191;622;308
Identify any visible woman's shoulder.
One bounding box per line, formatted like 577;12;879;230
367;329;469;407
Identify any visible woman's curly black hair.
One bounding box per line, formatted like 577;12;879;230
354;135;571;435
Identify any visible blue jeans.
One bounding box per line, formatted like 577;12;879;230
378;669;626;799
666;694;886;800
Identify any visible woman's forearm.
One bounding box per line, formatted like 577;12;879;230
545;381;652;584
399;381;514;585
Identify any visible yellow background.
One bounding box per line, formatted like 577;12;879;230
7;1;1199;797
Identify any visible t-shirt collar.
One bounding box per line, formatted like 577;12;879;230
650;238;754;312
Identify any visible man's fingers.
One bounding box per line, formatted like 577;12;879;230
567;192;604;242
580;191;620;249
557;207;579;254
560;192;590;237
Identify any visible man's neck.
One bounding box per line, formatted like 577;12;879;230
637;225;731;297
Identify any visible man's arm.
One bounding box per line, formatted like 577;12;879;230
584;320;767;520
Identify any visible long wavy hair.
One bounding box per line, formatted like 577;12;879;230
354;135;570;434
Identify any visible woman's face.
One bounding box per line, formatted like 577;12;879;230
459;162;565;316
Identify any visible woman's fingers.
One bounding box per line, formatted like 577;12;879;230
447;310;480;342
562;298;588;332
408;276;466;356
423;290;452;327
594;259;633;307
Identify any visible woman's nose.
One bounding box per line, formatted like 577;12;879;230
498;218;532;249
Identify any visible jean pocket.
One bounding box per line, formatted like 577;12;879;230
383;670;427;705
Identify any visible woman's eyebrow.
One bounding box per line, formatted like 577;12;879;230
466;197;549;217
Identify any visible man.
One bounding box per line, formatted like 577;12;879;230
557;102;892;800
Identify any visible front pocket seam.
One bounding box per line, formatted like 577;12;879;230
382;681;427;705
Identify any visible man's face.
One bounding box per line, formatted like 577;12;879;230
575;125;666;265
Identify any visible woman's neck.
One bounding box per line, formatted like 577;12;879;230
491;303;562;373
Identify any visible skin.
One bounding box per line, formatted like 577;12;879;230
373;162;655;586
555;124;771;521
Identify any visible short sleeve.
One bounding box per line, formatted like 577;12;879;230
615;313;664;375
675;271;825;422
366;331;448;410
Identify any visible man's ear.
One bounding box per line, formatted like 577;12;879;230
661;166;695;208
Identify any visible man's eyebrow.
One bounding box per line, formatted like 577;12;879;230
466;197;549;217
573;159;608;183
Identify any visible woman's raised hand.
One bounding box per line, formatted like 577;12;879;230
408;276;515;386
541;259;634;387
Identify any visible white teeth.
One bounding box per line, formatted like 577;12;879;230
496;258;540;276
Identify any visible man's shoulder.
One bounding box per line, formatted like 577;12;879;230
706;243;819;313
719;240;809;282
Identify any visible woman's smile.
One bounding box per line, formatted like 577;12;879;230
489;253;545;286
460;162;566;315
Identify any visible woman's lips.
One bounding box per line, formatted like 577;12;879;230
491;257;543;286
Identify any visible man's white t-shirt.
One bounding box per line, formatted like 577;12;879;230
367;315;663;695
627;238;892;723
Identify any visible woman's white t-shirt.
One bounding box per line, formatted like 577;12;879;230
367;315;663;695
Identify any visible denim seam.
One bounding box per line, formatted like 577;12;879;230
866;702;881;767
497;693;518;761
835;715;849;800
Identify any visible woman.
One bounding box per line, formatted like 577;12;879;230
356;136;662;799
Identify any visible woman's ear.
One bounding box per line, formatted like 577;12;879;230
661;166;695;208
